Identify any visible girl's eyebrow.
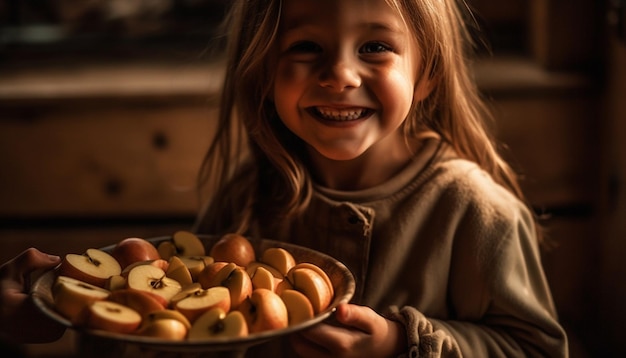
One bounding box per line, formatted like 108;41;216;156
282;17;403;35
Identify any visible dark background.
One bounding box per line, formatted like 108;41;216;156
1;0;625;356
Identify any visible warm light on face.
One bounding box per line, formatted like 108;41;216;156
272;0;429;163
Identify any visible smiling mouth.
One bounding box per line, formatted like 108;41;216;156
311;107;373;121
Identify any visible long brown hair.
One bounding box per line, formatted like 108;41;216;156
197;0;542;242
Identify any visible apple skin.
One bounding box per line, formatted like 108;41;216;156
107;288;166;319
239;288;288;334
136;318;188;340
280;289;314;326
57;248;122;288
250;265;280;292
209;233;256;267
145;309;192;330
292;263;334;297
197;262;229;289
111;237;161;270
188;308;249;340
260;247;296;276
284;266;333;314
125;264;182;306
157;231;206;260
174;286;232;323
166;256;194;288
207;263;253;309
84;300;142;334
52;276;111;324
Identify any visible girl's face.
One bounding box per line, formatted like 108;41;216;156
272;0;431;162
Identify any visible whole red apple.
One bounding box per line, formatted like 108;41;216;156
210;234;256;267
112;237;161;270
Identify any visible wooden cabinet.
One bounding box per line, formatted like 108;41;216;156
0;62;224;266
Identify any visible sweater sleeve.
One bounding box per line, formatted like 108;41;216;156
388;200;568;357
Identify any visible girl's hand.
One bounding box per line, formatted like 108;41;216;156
290;303;407;358
0;248;66;343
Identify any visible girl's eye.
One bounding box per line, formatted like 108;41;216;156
288;41;322;53
360;42;392;54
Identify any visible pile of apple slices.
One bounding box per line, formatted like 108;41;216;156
50;231;335;341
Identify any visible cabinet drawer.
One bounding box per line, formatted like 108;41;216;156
0;103;217;217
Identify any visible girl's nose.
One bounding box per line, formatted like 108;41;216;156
318;55;361;91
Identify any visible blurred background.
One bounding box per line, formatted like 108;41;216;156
0;0;624;356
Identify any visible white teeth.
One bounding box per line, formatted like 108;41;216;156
315;107;367;121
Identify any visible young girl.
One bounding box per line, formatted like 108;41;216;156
192;0;568;356
1;0;568;356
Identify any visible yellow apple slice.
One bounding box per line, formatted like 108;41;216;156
280;289;315;326
179;256;214;281
166;256;193;288
292;263;334;297
197;262;229;289
105;274;127;291
260;247;296;276
85;300;142;334
126;264;182;306
207;263;252;309
170;282;204;306
174;286;232;323
58;248;122;288
287;267;332;314
250;265;279;292
245;261;282;279
52;275;111;324
158;231;206;260
144;309;192;330
136;318;188;340
188;308;248;340
107;288;165;319
239;288;288;334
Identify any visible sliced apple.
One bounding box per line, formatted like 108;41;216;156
84;300;142;334
179;256;214;281
57;248;121;288
136;318;188;340
197;262;229;289
105;274;127;291
286;267;332;314
207;262;252;309
260;247;296;277
52;275;111;324
239;288;288;334
121;259;169;277
157;231;205;260
291;263;334;297
126;264;182;306
174;286;231;323
280;289;314;326
166;256;193;288
188;308;248;340
170;282;204;306
250;265;279;292
209;233;256;267
107;288;165;319
144;309;192;330
245;261;282;280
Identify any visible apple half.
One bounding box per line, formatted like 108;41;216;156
57;248;121;288
188;308;248;340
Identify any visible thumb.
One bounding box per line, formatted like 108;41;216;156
2;248;61;283
333;303;377;334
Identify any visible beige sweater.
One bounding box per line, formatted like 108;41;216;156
194;139;568;357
